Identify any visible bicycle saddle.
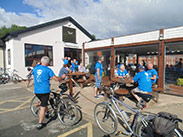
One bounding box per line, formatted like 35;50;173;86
135;93;152;102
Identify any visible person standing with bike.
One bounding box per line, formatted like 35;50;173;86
32;56;60;130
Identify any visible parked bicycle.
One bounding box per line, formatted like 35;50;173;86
30;83;80;126
94;83;183;137
0;68;22;84
0;68;10;84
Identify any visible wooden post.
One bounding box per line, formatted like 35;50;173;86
69;76;73;96
158;29;164;88
82;43;85;66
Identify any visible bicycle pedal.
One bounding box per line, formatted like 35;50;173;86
116;131;132;136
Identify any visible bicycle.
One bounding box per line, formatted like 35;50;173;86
94;83;183;137
30;83;79;126
0;68;10;84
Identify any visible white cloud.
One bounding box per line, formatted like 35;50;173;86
0;8;41;27
1;0;183;39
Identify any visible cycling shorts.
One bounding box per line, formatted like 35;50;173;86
36;93;50;107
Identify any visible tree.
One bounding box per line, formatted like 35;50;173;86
92;34;96;40
0;24;26;45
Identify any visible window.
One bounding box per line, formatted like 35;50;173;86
64;48;81;62
25;44;53;66
8;49;11;65
63;26;76;43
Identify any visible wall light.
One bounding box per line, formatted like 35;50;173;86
159;33;164;41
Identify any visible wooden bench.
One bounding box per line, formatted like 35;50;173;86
114;89;129;102
152;88;164;103
88;75;95;87
76;79;85;88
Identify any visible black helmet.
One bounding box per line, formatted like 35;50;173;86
59;83;68;93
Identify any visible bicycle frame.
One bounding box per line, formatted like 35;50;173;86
106;94;153;136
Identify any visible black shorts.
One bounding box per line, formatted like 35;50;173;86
36;93;50;107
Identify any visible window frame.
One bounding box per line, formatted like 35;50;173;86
24;43;53;67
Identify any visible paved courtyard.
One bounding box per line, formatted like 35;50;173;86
1;81;183;137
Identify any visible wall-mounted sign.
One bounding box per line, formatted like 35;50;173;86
63;26;76;43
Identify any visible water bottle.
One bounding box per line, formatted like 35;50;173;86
121;110;130;122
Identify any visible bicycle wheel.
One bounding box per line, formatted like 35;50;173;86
94;102;118;135
1;73;10;83
12;74;19;83
30;96;41;117
57;98;78;126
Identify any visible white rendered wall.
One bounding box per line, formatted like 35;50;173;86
85;38;112;49
0;49;4;68
164;26;183;39
6;21;91;78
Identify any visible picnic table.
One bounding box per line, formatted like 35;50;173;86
68;72;88;96
111;77;133;84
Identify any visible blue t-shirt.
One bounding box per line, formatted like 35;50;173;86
117;64;121;69
32;65;55;94
133;71;152;92
75;61;78;68
146;68;158;83
117;69;128;77
95;61;103;77
71;63;76;72
63;59;69;64
58;67;69;77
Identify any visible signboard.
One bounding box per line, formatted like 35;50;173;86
63;26;76;43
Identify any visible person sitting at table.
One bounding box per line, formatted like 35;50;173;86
116;64;129;79
146;63;158;86
58;64;70;80
131;65;152;106
79;63;86;72
94;56;104;99
75;59;79;71
70;59;76;72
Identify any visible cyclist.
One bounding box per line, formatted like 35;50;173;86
116;64;129;78
146;63;158;87
58;64;70;80
32;56;60;130
94;56;104;99
131;65;152;106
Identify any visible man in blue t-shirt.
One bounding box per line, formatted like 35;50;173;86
71;60;76;72
116;64;129;78
63;57;70;65
146;63;158;84
32;56;60;130
94;56;104;99
131;65;152;105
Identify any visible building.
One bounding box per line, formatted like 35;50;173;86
0;43;4;69
83;26;183;93
1;16;94;78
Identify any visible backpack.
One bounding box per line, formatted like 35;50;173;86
153;112;177;137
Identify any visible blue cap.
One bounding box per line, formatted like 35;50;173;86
138;65;145;69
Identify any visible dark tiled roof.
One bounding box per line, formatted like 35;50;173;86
1;16;94;41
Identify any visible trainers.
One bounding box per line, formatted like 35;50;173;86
36;123;44;130
45;112;50;119
136;99;144;108
97;94;103;97
94;95;100;99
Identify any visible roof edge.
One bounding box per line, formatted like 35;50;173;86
1;16;95;41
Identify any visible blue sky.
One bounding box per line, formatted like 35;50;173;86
0;0;35;14
0;0;183;39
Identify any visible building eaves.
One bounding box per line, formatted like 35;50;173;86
1;16;95;41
